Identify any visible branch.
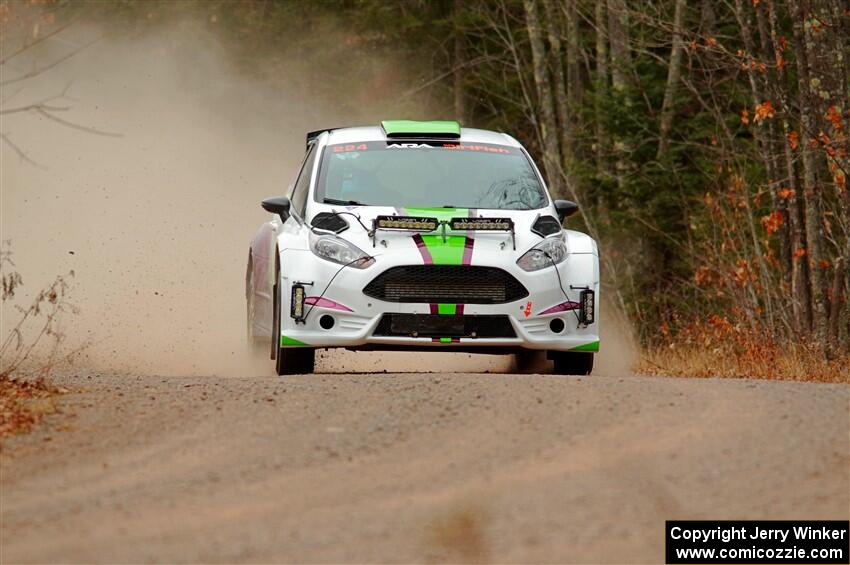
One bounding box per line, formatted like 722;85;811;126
0;132;47;169
0;19;78;66
1;36;102;86
33;107;123;138
0;102;70;115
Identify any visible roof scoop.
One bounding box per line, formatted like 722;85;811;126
381;120;461;139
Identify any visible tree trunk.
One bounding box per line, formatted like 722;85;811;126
607;0;632;189
523;0;563;197
827;258;845;358
824;0;850;352
753;1;793;306
541;0;572;166
657;0;687;158
734;0;779;328
565;0;581;147
607;0;631;92
452;0;466;123
766;0;812;332
594;0;611;178
790;0;829;348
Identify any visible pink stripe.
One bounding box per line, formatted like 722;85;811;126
456;209;475;317
462;236;474;265
538;301;581;315
412;234;433;265
305;297;353;312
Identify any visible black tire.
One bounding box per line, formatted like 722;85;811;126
271;279;280;361
275;346;315;375
271;254;315;375
550;351;594;375
513;350;547;373
245;254;268;356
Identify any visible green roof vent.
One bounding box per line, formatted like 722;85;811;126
381;120;461;139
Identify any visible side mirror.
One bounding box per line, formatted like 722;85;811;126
261;196;291;221
553;200;579;222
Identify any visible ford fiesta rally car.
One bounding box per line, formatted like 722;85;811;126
247;120;599;375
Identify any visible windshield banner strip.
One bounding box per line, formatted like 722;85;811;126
327;140;522;154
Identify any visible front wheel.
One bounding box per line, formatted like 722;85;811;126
245;255;268;356
549;351;594;375
271;260;315;375
513;350;547;373
275;347;315;375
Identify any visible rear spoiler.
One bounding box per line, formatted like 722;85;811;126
305;128;337;151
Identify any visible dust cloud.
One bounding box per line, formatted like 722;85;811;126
1;17;633;377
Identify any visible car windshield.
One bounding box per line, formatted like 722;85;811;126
315;140;547;210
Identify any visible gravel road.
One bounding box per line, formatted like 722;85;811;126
2;369;847;563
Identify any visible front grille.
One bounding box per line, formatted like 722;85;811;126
363;265;528;304
373;314;516;338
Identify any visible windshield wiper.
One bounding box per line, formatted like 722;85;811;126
323;197;366;206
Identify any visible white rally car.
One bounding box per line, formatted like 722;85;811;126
247;120;599;375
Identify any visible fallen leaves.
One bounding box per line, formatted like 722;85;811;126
0;378;62;439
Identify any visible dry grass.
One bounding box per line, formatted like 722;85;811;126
639;322;850;383
1;244;79;440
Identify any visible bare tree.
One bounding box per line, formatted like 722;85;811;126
523;0;563;197
656;0;687;157
0;12;118;168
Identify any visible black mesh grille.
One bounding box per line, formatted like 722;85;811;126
363;265;528;304
373;314;516;338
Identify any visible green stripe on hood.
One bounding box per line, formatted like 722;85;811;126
404;207;468;266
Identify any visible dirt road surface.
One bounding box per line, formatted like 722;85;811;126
2;368;847;564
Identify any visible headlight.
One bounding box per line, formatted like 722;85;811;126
516;236;567;271
309;233;374;268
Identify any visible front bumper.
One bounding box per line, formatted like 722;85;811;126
278;249;600;352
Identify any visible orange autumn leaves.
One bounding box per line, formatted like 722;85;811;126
754;101;775;122
787;130;799;149
760;210;784;236
826;105;843;132
742;101;776;125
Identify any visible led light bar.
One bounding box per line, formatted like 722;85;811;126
449;217;513;231
374;215;439;231
291;284;306;323
579;289;595;326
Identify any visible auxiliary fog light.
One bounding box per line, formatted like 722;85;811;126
291;284;306;323
579;289;595;326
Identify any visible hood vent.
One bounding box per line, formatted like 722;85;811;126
531;215;562;238
311;212;349;234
